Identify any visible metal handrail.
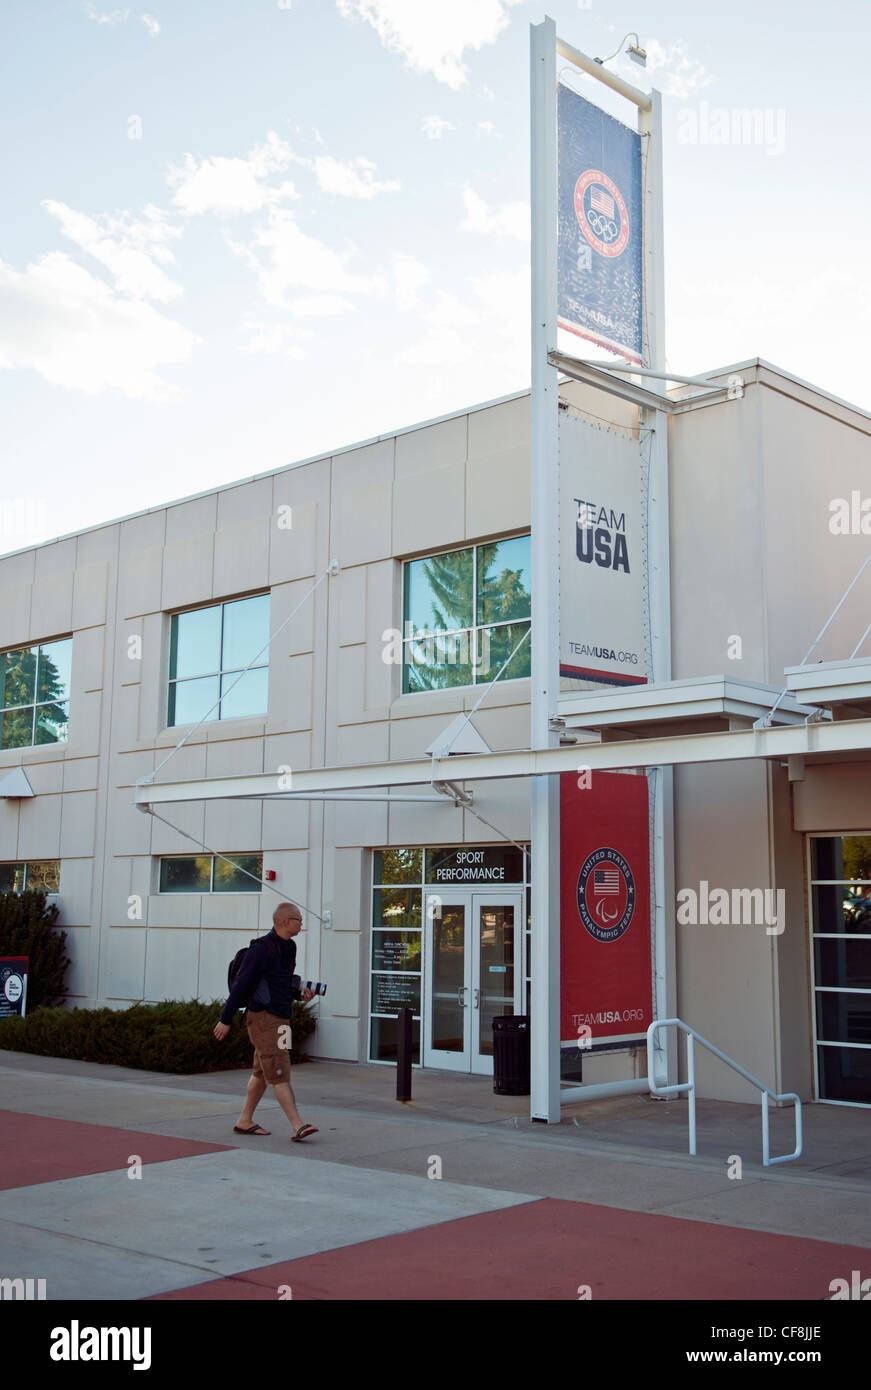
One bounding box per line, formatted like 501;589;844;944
647;1018;803;1167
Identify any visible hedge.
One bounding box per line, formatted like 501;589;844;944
0;889;70;1009
0;998;317;1074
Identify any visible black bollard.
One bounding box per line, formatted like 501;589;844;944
396;1006;412;1102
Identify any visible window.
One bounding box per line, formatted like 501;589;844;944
0;861;60;894
168;594;269;727
158;854;263;893
809;836;871;1105
402;536;530;693
0;639;71;749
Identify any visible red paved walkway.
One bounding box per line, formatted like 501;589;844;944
0;1110;231;1189
149;1198;865;1301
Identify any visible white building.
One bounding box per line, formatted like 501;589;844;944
2;357;871;1112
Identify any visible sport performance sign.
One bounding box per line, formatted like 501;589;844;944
559;410;648;688
557;83;643;363
0;957;28;1019
560;773;652;1044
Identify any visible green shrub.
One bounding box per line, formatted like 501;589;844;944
0;890;70;1009
0;998;317;1073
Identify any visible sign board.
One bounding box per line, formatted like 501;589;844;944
425;846;524;884
560;773;652;1045
559;410;649;689
557;83;643;362
0;957;28;1020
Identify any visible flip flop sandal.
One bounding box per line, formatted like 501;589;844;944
291;1123;318;1142
233;1124;271;1135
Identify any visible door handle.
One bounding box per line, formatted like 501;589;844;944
472;988;480;1009
457;985;467;1008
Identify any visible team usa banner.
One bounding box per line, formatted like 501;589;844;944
560;772;652;1045
557;83;643;363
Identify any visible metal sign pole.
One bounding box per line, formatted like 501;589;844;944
529;16;561;1123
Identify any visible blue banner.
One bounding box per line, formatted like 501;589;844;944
557;84;643;363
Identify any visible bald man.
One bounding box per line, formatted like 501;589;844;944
214;901;317;1141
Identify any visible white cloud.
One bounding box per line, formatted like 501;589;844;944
476;121;496;138
287;294;357;317
461;186;529;242
239;321;308;359
310;155;400;199
85;4;129;24
394;265;529;386
392;253;429;311
0;252;197;400
422;116;454;140
615;38;713;100
140;12;160;36
335;0;525;89
42;201;182;302
168;132;297;216
229;209;382;308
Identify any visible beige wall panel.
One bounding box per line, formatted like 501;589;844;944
388;712;473;761
213;519;271;598
468;448;529;541
204;736;264;779
103;855;135;926
144;927;200;1002
103;927;146;1000
674;760;778;1100
120;621;143;686
216;478;273;528
113;682;142;750
270;579;316;657
463;777;530;842
336;645;368;726
63;758;99;793
314;1016;360;1062
266;651;314;734
34;538;77;578
472;701;530;751
72;562;109;631
320;929;361;1017
65;689;102;758
19;760;63;794
161;533;215;612
17;792;62;860
60;791;97;858
120;546;163;619
336;483;393;568
106;786;153;857
56;857;94;928
262;729;312;771
390;688;467;722
147;894;202;929
201;894;262;931
770;766;814;1098
0;550;35;587
269;500;318;585
73;624;105;694
331;439;393;492
166;493;217;540
203;797;262;851
60;925;91;1000
395;414;467;480
30;573;73;641
335;719;389;766
76;526;117;568
393;463;465;557
668;393;765;680
0;804;19;859
0;583;32;649
387;787;463;845
338;566;366;648
327;798;388;851
468;396;530;458
148;800;206;856
793;762;871;831
199;930;253;1003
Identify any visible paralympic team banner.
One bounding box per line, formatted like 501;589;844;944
560;772;652;1045
557;82;643;363
559;409;648;689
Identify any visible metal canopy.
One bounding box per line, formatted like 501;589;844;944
557;674;824;733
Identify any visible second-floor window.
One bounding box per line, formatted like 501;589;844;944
402;536;531;693
0;639;72;749
168;594;269;727
158;854;263;893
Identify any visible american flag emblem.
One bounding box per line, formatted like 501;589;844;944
590;187;615;218
594;868;620;895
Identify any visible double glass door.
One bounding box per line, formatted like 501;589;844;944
423;890;522;1073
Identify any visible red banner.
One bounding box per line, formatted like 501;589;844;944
560;771;652;1043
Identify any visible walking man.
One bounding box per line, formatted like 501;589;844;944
213;901;318;1142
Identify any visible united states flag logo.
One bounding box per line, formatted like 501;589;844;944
590;187;615;218
594;868;620;895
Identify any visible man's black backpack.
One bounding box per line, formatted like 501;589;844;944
227;934;296;1008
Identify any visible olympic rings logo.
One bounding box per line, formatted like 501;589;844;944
585;208;619;243
574;169;630;258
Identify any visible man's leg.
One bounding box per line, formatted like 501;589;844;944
236;1072;267;1129
271;1078;304;1133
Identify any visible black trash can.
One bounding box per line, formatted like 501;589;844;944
492;1014;530;1095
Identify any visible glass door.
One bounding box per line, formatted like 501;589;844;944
471;892;522;1075
423;894;470;1071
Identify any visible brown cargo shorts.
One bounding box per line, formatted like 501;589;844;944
246;1009;292;1085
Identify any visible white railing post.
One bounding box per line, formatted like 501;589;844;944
686;1031;696;1156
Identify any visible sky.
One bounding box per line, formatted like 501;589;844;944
2;0;870;554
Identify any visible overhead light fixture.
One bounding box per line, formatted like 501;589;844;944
595;32;647;69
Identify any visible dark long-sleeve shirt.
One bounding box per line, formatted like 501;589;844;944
220;930;299;1025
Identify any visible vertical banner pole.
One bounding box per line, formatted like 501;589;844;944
529;17;561;1123
639;88;676;1086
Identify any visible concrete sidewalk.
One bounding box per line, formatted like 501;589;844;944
2;1050;870;1299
